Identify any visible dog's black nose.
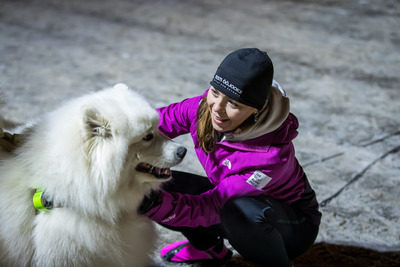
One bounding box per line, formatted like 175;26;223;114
175;147;187;161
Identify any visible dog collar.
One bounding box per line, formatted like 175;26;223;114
33;188;53;212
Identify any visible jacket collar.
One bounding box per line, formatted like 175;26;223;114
224;80;290;142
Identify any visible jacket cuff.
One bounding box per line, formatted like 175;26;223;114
145;190;174;223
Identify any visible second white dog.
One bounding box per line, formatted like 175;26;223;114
0;83;186;267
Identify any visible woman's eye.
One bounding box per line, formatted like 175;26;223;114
211;88;219;96
143;133;154;141
228;101;239;107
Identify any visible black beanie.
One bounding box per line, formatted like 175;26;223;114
210;48;274;110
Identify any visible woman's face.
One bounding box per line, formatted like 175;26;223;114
207;87;258;133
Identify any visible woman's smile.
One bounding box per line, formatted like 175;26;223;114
212;113;228;124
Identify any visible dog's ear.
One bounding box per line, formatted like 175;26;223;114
81;107;112;139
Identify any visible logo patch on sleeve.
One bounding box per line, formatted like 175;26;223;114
246;171;272;189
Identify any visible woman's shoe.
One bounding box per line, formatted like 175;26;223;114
160;239;232;263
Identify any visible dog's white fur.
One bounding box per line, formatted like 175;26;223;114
0;84;185;267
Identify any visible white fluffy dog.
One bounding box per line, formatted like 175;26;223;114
0;84;186;267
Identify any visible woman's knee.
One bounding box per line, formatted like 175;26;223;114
220;197;271;228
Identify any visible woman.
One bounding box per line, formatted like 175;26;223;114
139;48;321;266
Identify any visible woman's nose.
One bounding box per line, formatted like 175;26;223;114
213;99;225;113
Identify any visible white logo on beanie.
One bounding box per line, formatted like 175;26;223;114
214;74;242;96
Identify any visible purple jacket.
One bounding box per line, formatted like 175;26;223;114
146;91;321;227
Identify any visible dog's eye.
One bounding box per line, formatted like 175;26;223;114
143;133;154;141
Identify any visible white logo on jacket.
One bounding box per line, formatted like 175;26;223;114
222;159;232;169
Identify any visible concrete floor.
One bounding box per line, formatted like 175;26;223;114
1;0;399;265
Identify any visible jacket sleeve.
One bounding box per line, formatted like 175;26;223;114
156;94;203;139
145;143;305;227
145;174;263;227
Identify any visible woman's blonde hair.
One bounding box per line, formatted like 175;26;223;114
196;96;256;154
196;96;215;154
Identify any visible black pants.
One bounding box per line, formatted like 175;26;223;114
160;171;319;267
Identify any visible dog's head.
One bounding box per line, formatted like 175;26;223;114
80;83;186;190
